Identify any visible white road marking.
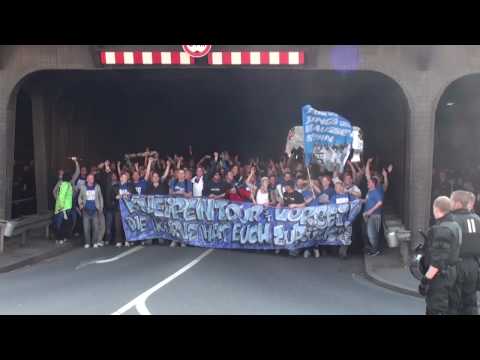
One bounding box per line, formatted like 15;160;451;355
112;249;214;315
75;246;144;270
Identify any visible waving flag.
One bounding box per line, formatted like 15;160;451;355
302;105;353;172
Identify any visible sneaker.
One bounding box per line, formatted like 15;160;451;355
124;242;131;247
180;243;187;248
115;242;122;248
303;250;311;259
84;244;90;249
313;249;320;258
93;243;101;248
369;250;380;256
274;249;281;255
170;241;178;248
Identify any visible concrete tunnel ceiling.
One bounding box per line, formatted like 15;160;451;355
18;68;410;217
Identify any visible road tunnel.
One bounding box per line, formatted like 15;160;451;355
14;68;410;220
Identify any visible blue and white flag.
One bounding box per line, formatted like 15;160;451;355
302;105;353;172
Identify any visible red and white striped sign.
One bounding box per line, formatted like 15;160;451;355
208;51;304;65
100;51;195;65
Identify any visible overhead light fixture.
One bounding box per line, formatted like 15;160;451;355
446;102;455;106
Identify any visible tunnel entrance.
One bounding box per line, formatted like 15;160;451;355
433;74;480;211
16;69;410;221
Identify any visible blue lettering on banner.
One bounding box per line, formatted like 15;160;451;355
120;196;362;250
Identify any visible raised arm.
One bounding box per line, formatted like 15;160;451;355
144;157;153;181
348;161;357;180
365;158;373;181
124;155;133;172
117;161;122;179
144;148;150;168
245;167;255;186
71;157;80;185
382;168;389;193
161;160;171;181
196;155;209;169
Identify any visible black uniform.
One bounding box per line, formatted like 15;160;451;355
422;213;461;315
451;209;480;315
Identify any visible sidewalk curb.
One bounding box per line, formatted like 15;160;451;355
363;255;422;299
0;242;79;274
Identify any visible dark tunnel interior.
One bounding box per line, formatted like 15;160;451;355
434;74;480;172
14;69;410;219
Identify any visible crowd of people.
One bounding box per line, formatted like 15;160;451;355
52;146;394;259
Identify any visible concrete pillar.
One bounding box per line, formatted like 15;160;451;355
0;94;9;220
0;81;16;220
30;92;49;213
405;76;440;248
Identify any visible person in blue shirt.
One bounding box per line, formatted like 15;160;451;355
330;180;357;259
363;177;384;256
330;180;356;205
78;174;104;249
169;169;193;198
309;175;336;208
169;169;193;248
131;170;148;195
320;175;336;200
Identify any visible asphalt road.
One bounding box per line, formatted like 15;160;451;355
0;245;424;315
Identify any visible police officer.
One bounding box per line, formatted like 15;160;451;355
450;190;480;315
419;196;461;315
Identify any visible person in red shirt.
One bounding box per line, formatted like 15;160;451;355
226;183;252;202
226;183;243;202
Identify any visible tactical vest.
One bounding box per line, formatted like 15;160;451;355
451;211;480;257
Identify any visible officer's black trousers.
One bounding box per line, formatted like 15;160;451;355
452;257;479;315
425;270;457;315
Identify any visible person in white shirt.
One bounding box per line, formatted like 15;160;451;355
191;167;205;197
343;173;362;198
252;177;273;206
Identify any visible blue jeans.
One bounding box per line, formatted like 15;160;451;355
53;212;64;234
364;214;381;252
53;209;73;240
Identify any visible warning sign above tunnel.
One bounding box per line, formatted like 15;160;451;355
99;49;304;66
182;45;212;58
